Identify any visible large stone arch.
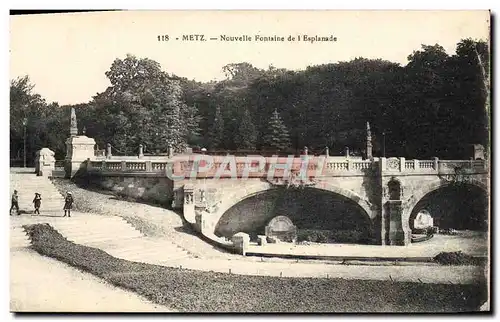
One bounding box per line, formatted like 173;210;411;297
311;181;375;220
207;179;375;236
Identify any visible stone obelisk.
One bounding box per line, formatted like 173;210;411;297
65;107;96;178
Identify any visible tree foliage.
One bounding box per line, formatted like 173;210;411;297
262;109;291;151
209;105;224;149
80;54;200;154
10;39;490;165
234;109;257;150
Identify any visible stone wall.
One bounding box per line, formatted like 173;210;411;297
86;174;174;206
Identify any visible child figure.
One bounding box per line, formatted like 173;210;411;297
33;193;42;215
63;192;74;217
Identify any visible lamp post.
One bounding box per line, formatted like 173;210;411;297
22;117;27;168
382;131;386;158
382;130;392;158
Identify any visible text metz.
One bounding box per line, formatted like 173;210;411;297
182;34;205;41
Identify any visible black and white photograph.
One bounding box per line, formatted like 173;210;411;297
8;10;491;313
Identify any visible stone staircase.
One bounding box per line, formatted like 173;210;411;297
11;214;192;263
50;216;192;263
10;172;65;214
9;170;192;264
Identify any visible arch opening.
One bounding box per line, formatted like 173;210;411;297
388;177;402;200
214;187;376;245
409;183;488;232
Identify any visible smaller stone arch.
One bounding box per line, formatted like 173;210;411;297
412;209;434;230
403;177;489;235
265;216;297;242
405;178;488;216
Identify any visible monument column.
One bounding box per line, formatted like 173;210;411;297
65;107;96;178
366;121;373;160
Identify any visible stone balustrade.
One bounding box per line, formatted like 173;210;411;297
85;156;487;178
380;157;487;174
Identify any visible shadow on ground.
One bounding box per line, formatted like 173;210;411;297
174;225;199;237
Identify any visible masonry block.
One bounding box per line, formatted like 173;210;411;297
231;232;250;255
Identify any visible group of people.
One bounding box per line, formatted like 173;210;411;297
10;190;75;217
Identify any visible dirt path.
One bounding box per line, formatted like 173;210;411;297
10;248;172;312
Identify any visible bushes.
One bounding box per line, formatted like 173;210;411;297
434;251;478;266
296;229;374;244
412;227;436;235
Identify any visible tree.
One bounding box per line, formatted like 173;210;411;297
262;109;291;151
234;109;257;150
10;75;56;163
222;62;266;86
453;38;490;152
89;54;200;154
10;39;490;163
209;105;224;149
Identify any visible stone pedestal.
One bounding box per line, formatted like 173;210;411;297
387;200;410;246
194;208;211;234
232;232;250;255
65;135;96;178
35;148;56;177
194;210;203;233
473;144;485;160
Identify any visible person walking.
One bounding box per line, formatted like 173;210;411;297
33;193;42;215
63;192;74;217
10;190;20;216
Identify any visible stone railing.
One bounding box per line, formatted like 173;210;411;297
86;156;375;178
88;159;170;175
105;161;122;171
86;156;487;178
438;160;487;172
178;157;374;178
126;162;146;171
419;161;435;169
382;157;487;174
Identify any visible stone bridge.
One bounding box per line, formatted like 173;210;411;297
85;155;489;246
59;110;490;248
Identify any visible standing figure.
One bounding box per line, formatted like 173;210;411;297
33;193;42;215
10;190;19;216
63;192;74;217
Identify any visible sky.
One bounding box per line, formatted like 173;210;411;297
10;10;490;105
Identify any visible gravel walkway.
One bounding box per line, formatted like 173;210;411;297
10;248;172;312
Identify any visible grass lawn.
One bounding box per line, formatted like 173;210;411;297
23;223;486;313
